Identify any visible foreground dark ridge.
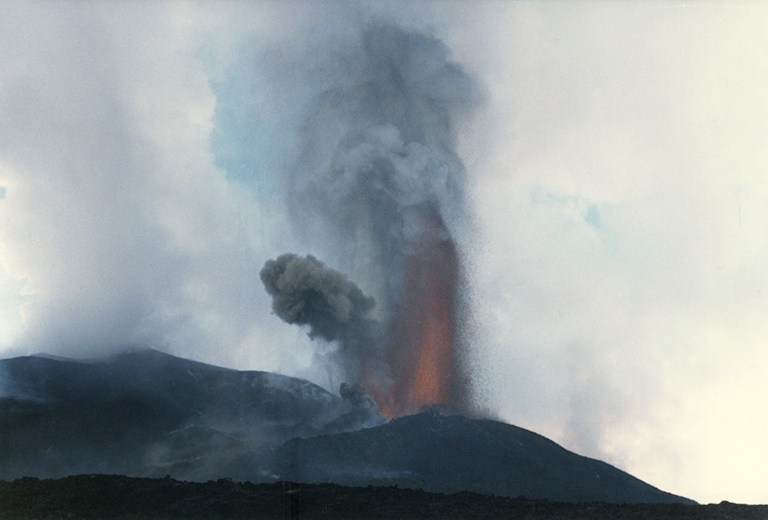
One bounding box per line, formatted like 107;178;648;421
1;475;764;520
271;411;693;504
0;349;690;503
0;349;381;482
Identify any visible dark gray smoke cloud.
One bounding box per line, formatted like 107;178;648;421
260;253;384;382
288;22;479;312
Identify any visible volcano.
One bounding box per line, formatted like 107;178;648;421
271;412;693;503
0;349;692;504
0;349;382;481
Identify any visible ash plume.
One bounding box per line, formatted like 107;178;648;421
260;253;385;382
265;22;480;416
290;22;477;259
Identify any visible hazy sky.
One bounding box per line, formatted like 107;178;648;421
0;1;766;505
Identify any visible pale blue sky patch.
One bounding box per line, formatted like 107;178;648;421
584;203;600;229
210;74;277;194
525;185;624;265
209;41;312;202
529;185;604;231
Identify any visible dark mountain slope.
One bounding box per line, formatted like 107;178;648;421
272;411;695;504
0;349;377;480
1;350;693;504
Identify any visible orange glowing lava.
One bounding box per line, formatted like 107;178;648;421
376;207;459;417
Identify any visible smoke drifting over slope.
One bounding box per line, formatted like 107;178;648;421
263;23;479;416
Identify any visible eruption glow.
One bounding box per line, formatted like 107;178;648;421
383;207;458;417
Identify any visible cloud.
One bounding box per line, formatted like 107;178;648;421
0;3;296;369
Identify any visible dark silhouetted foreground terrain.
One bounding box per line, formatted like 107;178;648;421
272;411;692;503
1;475;765;520
0;350;693;504
0;350;381;482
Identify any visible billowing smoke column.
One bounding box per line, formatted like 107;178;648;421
263;22;478;417
260;253;386;383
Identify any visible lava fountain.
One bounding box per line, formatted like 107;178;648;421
379;207;459;417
